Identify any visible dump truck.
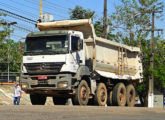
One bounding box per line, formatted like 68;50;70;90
20;19;143;106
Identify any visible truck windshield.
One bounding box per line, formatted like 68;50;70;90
24;35;68;55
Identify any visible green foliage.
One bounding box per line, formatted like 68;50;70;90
0;15;22;72
110;0;151;46
0;39;22;72
154;40;165;88
94;19;115;40
110;0;163;45
110;0;164;95
69;5;95;20
69;5;115;40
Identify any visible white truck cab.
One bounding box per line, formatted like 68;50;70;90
22;30;85;74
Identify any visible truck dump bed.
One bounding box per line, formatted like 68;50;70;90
37;19;143;81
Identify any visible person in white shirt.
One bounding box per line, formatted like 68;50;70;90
14;82;22;105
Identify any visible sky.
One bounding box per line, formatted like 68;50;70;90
0;0;164;41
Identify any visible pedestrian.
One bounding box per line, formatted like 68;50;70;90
13;82;22;105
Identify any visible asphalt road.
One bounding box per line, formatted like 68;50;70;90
0;106;164;120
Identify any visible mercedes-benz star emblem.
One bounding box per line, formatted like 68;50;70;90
40;63;45;70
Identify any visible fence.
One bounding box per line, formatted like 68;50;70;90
163;88;165;109
0;72;20;83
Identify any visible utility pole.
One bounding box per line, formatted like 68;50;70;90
103;0;108;39
145;11;163;108
39;0;43;22
18;37;25;54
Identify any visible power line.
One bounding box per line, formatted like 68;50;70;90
24;0;68;14
43;4;69;15
64;0;75;6
3;19;36;33
11;34;25;39
24;0;69;17
9;0;39;13
13;24;35;33
43;0;69;11
0;8;36;24
0;1;37;19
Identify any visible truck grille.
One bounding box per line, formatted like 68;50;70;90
38;80;48;84
24;62;64;75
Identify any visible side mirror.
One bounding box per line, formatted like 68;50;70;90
78;39;83;51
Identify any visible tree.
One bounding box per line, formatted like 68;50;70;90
0;14;22;73
109;0;164;106
0;14;9;43
0;13;10;72
69;5;115;40
154;40;165;89
69;5;95;20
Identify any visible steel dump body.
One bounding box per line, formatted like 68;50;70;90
37;19;143;81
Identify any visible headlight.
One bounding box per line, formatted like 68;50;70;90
57;81;68;88
21;83;29;89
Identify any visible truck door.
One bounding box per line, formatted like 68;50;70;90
70;35;84;68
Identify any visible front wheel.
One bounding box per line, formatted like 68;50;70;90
30;94;46;105
94;83;107;106
72;80;89;105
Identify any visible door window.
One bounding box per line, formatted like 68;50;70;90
71;36;79;52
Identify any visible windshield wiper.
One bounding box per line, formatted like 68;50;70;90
43;50;63;54
24;51;43;55
24;50;68;55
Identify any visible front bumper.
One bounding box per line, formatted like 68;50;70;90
20;74;73;94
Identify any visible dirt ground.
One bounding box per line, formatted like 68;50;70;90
0;85;165;120
0;106;164;120
0;85;54;106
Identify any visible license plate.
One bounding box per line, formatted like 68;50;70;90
38;75;47;80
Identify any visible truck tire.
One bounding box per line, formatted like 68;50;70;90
126;84;136;107
53;97;67;105
94;83;107;106
107;90;113;106
112;83;126;106
30;94;46;105
72;80;89;105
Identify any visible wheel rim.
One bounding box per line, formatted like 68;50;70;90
80;85;87;101
128;89;134;102
119;88;125;105
99;87;106;102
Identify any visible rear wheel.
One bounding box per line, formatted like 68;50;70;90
53;97;67;105
30;94;46;105
72;80;89;105
126;84;136;107
112;83;126;106
94;83;107;106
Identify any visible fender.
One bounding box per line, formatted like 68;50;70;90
75;66;90;79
